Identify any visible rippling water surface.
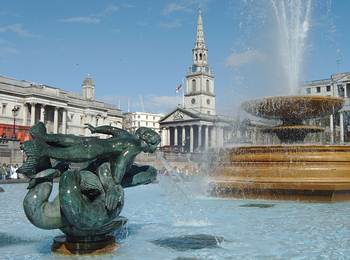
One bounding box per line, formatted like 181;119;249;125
1;181;350;259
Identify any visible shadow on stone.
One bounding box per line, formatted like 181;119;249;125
152;234;224;251
239;203;275;208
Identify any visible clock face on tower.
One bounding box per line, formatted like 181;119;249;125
191;98;196;104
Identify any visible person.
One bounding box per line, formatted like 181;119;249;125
18;122;161;184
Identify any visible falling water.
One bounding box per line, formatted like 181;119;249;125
271;0;312;94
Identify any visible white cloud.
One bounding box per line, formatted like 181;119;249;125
0;24;38;37
162;0;210;15
160;19;183;29
59;16;100;24
225;49;266;68
162;3;189;15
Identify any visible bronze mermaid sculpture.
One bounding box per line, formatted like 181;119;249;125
20;122;160;244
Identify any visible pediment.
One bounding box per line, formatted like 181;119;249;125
160;108;199;123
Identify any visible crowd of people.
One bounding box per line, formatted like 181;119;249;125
0;163;19;180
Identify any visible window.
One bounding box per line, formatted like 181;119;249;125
153;116;155;120
207;99;210;105
138;115;140;119
192;79;196;92
316;87;321;93
2;104;6;115
191;98;195;104
206;80;210;92
326;85;331;92
199;53;202;60
207;111;210;115
146;115;148;120
306;88;311;94
195;54;198;61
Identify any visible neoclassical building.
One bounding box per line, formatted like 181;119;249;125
0;74;123;142
159;10;230;152
301;72;350;143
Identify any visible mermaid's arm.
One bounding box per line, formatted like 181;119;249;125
86;124;130;138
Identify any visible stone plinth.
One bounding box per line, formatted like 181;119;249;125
52;235;118;255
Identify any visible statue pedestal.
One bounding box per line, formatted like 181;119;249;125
52;235;118;255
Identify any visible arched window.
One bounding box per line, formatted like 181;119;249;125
195;54;198;61
199;53;202;60
206;80;210;93
203;53;206;61
192;79;196;92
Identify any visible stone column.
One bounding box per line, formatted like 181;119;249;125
174;127;178;146
22;103;28;126
344;85;348;98
198;125;202;150
205;125;209;149
30;103;36;126
340;112;344;143
190;125;194;152
211;127;217;148
40;104;45;123
54;107;59;134
330;114;334;144
167;127;171;146
182;127;186;147
62;109;67;134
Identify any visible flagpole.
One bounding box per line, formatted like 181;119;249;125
182;78;185;108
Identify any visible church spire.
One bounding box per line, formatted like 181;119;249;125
192;9;208;67
195;9;205;49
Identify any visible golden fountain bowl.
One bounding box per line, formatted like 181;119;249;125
242;95;344;122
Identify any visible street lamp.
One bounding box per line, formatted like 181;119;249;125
12;105;20;140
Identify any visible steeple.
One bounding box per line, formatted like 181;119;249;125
195;9;205;49
192;9;208;67
184;9;216;116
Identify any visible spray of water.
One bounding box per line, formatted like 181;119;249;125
271;0;312;94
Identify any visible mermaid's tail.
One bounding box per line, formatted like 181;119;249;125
18;139;49;176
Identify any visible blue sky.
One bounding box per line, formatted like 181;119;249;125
0;0;349;115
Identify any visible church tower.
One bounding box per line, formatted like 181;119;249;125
184;10;216;115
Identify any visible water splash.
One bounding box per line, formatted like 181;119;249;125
271;0;312;94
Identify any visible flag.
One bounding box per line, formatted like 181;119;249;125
175;84;182;93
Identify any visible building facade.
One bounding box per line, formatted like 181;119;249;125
0;74;124;142
123;111;164;134
159;10;230;153
301;72;350;143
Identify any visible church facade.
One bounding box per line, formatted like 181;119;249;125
159;11;230;153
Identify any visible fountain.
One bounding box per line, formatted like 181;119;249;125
210;94;350;201
210;0;350;202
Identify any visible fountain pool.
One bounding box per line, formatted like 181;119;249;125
1;181;350;259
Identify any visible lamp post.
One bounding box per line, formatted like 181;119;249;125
12;106;20;140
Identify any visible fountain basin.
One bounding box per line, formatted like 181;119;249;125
242;95;344;122
211;145;350;201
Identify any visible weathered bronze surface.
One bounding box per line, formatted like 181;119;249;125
19;122;160;254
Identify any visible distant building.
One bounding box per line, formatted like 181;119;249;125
123;111;164;134
0;74;124;143
301;72;350;143
159;10;230;153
